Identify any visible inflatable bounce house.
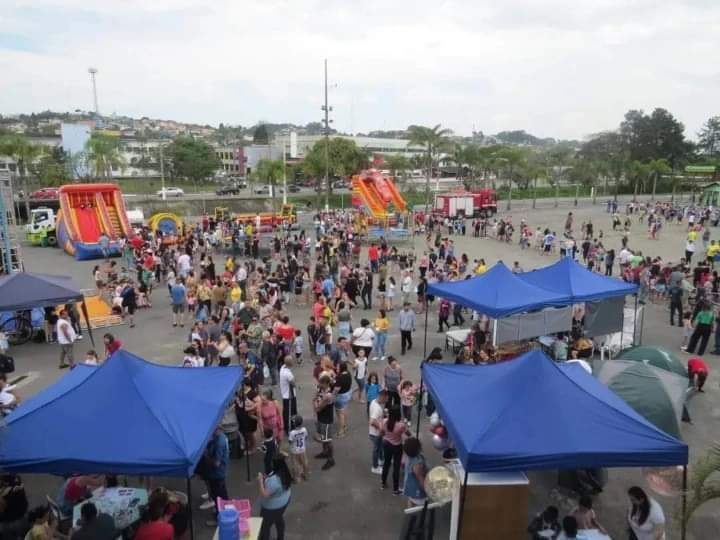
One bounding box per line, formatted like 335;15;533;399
148;212;184;245
57;183;133;260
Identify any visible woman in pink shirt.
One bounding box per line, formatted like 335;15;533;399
380;406;409;494
259;389;284;442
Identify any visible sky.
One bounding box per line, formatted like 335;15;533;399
0;0;718;140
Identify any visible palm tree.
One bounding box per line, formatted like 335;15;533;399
385;154;411;188
647;158;671;200
448;144;467;188
495;146;525;210
0;134;44;220
407;124;452;214
256;159;285;214
683;443;720;530
626;161;650;202
85;132;126;179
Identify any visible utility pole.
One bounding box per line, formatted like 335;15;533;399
159;144;166;201
88;68;99;117
321;59;332;211
282;144;288;205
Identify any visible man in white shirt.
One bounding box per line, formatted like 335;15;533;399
400;271;413;306
618;247;632;269
56;309;77;369
279;356;296;436
177;252;191;278
368;390;388;474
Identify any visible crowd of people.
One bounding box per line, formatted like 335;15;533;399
6;196;718;539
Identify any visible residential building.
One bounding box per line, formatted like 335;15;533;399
271;133;426;160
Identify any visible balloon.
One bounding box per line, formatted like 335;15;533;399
432;433;448;450
429;412;441;427
425;466;457;503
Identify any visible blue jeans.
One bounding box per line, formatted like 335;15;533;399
374;332;387;358
370;434;383;468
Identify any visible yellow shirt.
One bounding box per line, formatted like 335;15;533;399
197;285;211;301
708;244;720;258
475;264;487;275
687;230;698;242
230;286;242;303
374;317;390;332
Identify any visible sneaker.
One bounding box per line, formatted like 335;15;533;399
76;335;83;340
371;467;382;475
199;500;215;510
321;459;335;470
201;493;209;500
393;490;402;496
381;356;387;362
381;483;387;490
371;356;379;362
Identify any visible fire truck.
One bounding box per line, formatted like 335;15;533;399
433;188;497;218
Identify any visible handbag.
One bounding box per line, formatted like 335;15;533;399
0;354;15;374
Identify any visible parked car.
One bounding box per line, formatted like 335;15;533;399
216;184;241;196
287;184;302;193
156;187;185;197
253;185;284;195
334;180;351;190
29;187;60;200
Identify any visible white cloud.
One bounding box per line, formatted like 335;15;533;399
0;0;718;139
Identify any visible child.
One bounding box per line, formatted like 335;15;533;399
294;329;304;366
288;415;309;482
0;330;8;355
352;349;368;403
571;495;607;535
261;426;278;475
400;380;416;423
366;372;381;416
84;350;99;366
682;311;693;348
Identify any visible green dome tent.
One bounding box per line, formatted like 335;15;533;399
595;360;687;440
617;346;688;378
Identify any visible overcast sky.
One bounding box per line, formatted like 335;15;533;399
1;0;718;140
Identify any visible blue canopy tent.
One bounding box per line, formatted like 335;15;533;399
422;350;689;538
422;350;687;472
518;256;638;301
0;272;96;346
426;262;572;319
0;350;242;475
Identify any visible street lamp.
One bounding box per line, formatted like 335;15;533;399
88;68;99;117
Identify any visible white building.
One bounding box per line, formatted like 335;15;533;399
271;133;425;160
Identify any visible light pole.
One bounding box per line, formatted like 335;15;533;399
282;143;288;205
88;68;99;117
321;59;332;211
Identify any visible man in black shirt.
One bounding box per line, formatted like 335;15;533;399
70;502;116;540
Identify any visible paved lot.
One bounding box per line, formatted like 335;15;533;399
8;195;718;539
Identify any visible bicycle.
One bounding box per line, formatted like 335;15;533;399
0;311;34;346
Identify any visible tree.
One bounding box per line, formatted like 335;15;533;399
166;136;220;186
494;146;526;210
647;158;671;200
255;159;285;213
253;124;270;145
0;134;44;219
303;138;366;206
85;132;125;179
407;124;452;214
384;154;411;186
620;108;693;169
626;161;650;202
34;148;70;186
580;132;628;201
683;442;720;530
698;116;720;157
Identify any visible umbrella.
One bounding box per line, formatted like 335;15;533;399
617;346;688;378
595;360;687;440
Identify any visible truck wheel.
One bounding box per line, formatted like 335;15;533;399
47;234;58;247
478;209;487;219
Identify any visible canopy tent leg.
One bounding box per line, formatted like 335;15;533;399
80;299;95;348
633;294;639;346
415;296;430;438
241;385;251;482
681;465;688;540
456;469;469;540
492;319;498;347
186;477;195;540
